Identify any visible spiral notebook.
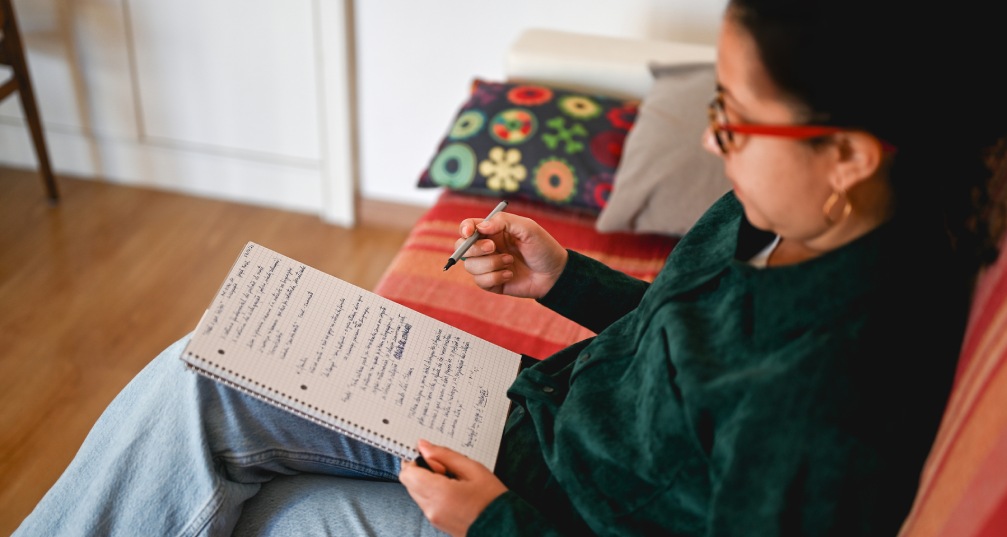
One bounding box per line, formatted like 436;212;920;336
181;241;522;469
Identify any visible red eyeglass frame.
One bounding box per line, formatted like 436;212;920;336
707;92;896;153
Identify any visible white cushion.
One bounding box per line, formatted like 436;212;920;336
505;28;717;100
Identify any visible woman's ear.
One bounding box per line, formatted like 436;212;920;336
832;131;885;190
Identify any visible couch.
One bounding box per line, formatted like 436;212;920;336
240;28;1007;535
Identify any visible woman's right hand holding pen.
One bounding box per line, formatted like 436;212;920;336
456;213;568;299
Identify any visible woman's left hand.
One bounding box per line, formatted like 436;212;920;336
399;439;508;536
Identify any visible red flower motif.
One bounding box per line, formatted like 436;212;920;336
508;85;554;106
607;101;639;130
590;131;627;169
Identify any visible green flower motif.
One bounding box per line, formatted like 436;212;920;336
430;143;476;188
479;147;527;192
541;117;588;154
449;110;485;140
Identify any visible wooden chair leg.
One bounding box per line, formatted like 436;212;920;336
2;0;58;202
14;61;58;201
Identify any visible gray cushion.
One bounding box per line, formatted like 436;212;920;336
596;62;730;236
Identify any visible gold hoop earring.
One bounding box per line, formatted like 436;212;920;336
823;190;852;226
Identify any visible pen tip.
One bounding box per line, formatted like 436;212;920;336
443;259;455;271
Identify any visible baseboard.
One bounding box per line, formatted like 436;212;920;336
0;158;431;232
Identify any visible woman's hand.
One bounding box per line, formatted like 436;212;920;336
455;212;568;299
399;439;508;537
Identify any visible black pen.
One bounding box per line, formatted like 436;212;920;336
414;455;457;479
442;200;508;271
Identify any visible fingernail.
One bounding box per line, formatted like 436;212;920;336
501;255;513;265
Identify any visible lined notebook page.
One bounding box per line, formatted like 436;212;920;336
182;241;521;469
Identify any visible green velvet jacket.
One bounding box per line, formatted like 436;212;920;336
469;193;967;536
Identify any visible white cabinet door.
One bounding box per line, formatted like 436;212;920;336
130;0;319;161
0;0;355;226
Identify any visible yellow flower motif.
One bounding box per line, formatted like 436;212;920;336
559;95;601;119
479;147;527;192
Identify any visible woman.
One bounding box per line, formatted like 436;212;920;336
15;0;1006;535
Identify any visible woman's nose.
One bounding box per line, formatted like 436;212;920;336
701;125;723;156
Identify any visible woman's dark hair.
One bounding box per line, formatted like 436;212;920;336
727;0;1007;275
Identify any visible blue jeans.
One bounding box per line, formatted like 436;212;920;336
13;334;447;536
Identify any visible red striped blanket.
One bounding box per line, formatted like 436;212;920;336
899;231;1007;537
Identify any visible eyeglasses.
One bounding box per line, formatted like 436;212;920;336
707;91;847;154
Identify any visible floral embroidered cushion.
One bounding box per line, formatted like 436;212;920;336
416;79;639;215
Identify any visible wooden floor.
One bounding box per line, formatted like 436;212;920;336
0;167;419;534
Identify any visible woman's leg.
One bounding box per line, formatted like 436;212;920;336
232;474;445;537
13;333;419;537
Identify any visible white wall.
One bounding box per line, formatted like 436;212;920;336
354;0;727;207
1;0;727;221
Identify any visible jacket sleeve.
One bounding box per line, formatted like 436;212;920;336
536;250;649;334
468;491;577;537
